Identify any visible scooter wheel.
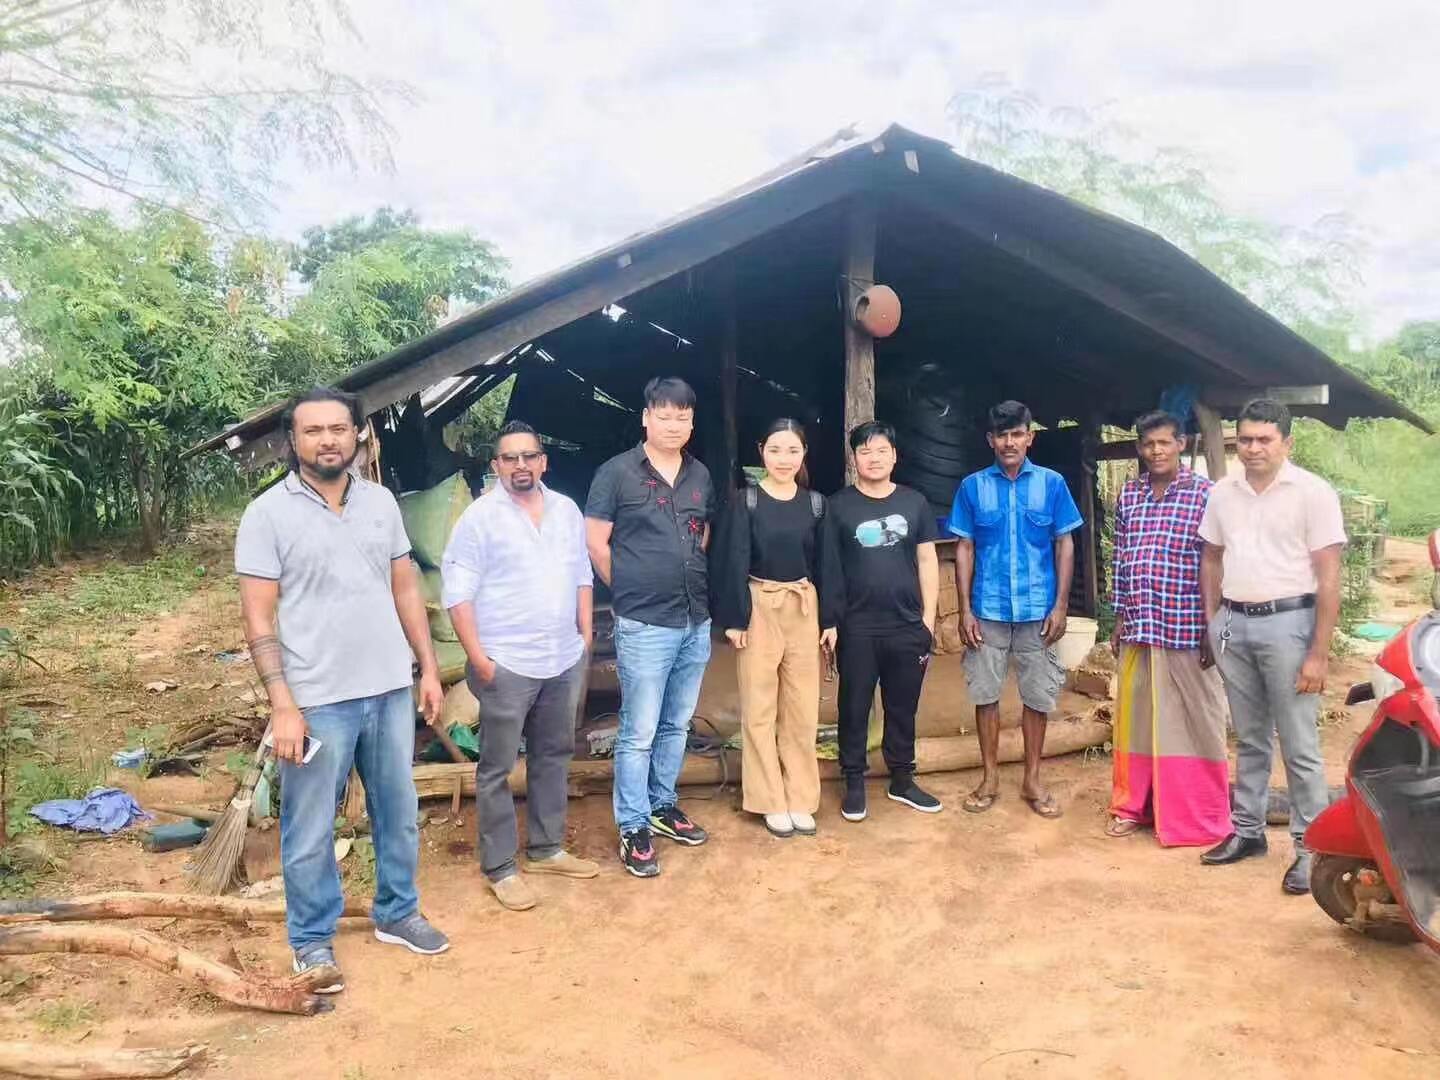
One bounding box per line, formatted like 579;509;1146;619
1310;854;1419;944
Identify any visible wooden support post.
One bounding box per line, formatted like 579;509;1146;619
1194;401;1226;481
841;200;877;482
1079;419;1101;618
718;262;739;494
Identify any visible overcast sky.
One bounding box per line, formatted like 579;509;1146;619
271;0;1440;340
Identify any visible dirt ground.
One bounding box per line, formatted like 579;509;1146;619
1;531;1438;1079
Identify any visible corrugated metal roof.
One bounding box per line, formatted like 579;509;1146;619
189;122;1428;458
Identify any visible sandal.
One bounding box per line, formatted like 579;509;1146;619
1104;815;1141;837
962;789;999;814
1023;793;1063;819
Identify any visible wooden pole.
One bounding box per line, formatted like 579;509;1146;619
841;199;877;482
718;261;739;495
0;925;331;1015
1193;401;1226;481
1079;417;1101;617
412;713;1112;800
0;1041;206;1078
0;892;371;926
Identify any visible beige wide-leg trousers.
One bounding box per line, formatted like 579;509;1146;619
736;578;821;815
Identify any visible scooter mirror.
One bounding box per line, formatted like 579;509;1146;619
1345;682;1376;706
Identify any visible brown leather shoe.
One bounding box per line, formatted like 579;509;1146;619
524;851;600;879
488;873;538;911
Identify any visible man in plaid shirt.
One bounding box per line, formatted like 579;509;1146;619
1106;411;1232;847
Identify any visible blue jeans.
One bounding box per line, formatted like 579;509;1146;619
612;616;712;834
280;686;420;950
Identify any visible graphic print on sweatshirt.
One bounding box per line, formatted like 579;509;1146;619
854;514;909;549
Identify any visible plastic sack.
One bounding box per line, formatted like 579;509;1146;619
399;472;471;569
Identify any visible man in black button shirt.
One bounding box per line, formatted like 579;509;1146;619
586;376;714;877
821;421;943;822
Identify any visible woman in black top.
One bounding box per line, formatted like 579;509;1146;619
712;419;836;838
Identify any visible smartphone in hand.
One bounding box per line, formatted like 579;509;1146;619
261;732;323;764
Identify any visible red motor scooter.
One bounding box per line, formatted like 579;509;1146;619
1305;528;1440;947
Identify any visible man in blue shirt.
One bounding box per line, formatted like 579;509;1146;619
949;400;1083;819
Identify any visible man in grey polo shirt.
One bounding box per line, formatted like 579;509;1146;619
235;386;449;992
442;420;599;912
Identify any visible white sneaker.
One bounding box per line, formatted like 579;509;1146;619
764;813;794;837
789;812;817;836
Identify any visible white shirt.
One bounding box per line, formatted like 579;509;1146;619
1197;461;1347;603
440;484;593;680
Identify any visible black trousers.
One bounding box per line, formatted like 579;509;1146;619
836;622;932;779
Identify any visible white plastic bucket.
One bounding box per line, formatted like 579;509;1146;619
1055;617;1099;670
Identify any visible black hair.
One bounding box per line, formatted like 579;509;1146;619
987;400;1032;434
282;386;363;471
760;418;810;488
644;375;696;411
1238;398;1292;437
1134;410;1184;440
848;420;896;452
283;385;363;433
494;419;542;447
760;417;807;448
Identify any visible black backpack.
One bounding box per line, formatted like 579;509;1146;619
744;482;823;520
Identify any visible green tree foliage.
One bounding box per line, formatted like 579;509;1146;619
0;205;507;564
292;205;419;282
949;75;1362;328
0;0;397;224
0;209;289;551
278;219;507;386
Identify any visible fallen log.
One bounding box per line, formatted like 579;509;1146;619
0;925;331;1015
412;712;1113;800
0;892;371;926
0;1041;205;1079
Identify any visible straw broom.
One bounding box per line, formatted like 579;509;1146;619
184;725;272;895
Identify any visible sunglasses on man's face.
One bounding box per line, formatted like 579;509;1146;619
497;450;543;467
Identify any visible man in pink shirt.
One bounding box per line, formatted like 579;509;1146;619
1196;399;1346;895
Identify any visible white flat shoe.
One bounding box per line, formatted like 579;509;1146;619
789;812;817;836
764;813;794;838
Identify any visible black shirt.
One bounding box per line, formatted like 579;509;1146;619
820;483;938;633
711;484;829;631
585;443;713;628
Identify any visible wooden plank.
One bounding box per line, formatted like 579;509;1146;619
1201;384;1330;407
841;199;878;480
229;163;871;471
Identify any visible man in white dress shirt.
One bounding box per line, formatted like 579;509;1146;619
442;421;599;911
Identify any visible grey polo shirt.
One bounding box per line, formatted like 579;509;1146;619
234;472;415;709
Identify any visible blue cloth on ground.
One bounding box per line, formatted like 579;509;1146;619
30;787;150;834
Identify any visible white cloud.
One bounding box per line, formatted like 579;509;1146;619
269;0;1440;338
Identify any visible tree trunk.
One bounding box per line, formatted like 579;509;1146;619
0;1042;205;1078
0;925;331;1015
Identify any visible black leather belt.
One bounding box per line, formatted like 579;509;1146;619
1223;595;1316;617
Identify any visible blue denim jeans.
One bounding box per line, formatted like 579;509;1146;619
612;616;712;834
280;686;420;950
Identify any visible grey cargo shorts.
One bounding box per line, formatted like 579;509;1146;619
961;619;1067;713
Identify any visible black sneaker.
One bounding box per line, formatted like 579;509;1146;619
619;828;660;878
888;777;942;813
649;805;708;846
841;778;867;822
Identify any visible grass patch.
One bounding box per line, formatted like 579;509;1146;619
34;999;96;1033
25;548;208;624
343;837;376;895
5;755;106;839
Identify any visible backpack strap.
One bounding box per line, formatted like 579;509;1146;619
744;483;758;512
809;489;823;520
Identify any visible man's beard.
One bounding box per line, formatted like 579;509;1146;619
303;447;359;481
507;472;536;491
